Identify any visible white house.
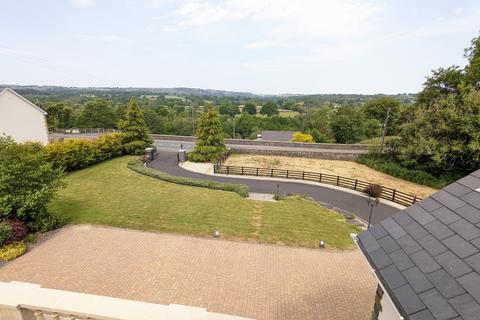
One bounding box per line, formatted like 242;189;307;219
0;88;49;145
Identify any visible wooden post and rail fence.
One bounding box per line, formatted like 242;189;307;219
213;151;421;207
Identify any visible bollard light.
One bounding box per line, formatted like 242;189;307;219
213;230;220;238
319;240;325;248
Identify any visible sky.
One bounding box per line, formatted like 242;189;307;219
0;0;479;94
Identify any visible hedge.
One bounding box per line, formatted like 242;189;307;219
356;154;460;189
45;133;124;172
127;160;249;197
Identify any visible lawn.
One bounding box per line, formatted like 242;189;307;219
224;154;437;198
48;157;361;249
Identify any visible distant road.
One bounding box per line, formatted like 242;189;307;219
50;133;368;156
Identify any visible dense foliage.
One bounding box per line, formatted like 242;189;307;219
118;97;153;155
45;133;124;171
188;109;227;162
291;132;314;143
0;241;27;261
0;138;63;232
390;34;480;175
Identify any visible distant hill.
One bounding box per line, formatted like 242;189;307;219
0;85;259;98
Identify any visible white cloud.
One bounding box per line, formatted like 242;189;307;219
71;0;96;8
163;0;382;38
244;40;284;49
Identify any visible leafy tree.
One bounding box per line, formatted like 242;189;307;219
362;97;401;135
260;101;279;116
236;114;257;138
118;97;153;155
0;138;63;231
219;102;240;117
45;102;73;130
244;103;257;115
464;35;480;89
393;34;480;174
188;109;227;162
77;99;117;128
394;90;480;173
330;106;365;143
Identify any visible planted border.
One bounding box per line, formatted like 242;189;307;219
127;160;249;198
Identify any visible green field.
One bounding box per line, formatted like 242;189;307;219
49;157;361;249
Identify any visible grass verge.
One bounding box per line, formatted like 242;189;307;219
48;156;361;249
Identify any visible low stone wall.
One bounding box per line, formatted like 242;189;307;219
150;134;370;151
230;147;362;160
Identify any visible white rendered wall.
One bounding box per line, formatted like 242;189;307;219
0;90;49;145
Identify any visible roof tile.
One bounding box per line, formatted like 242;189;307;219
392;211;414;226
432;190;467;211
369;248;393;269
409;309;436;320
434;251;473;278
397;234;423;254
457;175;480;190
442;235;479;259
444;182;475;197
418;198;443;212
448;218;480;241
369;224;388;240
406;205;436;225
464;253;480;274
417;235;448;256
402;266;434;294
457;272;480;304
381;218;407;239
410;250;441;274
461;191;480;210
424;220;455;240
393;284;426;315
378;235;401;254
449;293;480;320
404;221;430;240
430;206;460;225
419;289;458;320
456;204;480;224
358;231;380;253
379;265;407;290
389;249;415;271
426;269;465;298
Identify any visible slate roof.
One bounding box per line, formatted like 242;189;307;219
357;169;480;320
260;131;296;142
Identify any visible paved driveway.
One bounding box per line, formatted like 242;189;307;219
0;225;376;320
148;151;399;224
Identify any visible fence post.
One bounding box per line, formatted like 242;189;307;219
256;168;259;176
354;180;358;190
413;195;417;204
271;169;273;177
227;166;230;175
302;171;305;180
392;189;396;201
241;167;244;175
286;170;289;179
336;176;340;186
319;173;322;182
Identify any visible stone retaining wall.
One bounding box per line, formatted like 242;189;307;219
230;147;362;160
150;134;370;151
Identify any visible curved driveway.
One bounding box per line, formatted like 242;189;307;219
148;151;399;224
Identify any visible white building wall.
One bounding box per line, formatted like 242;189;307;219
378;291;403;320
0;89;49;145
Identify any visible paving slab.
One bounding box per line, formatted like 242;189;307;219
0;225;376;320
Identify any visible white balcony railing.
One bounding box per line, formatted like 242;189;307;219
0;281;251;320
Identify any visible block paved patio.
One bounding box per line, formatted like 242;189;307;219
0;225;376;320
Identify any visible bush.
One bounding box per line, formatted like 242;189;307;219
364;184;383;198
0;223;12;246
127;160;249;197
3;220;28;245
45;133;124;172
357;154;459;189
0;137;63;224
0;241;27;261
27;212;62;233
291;132;314;143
